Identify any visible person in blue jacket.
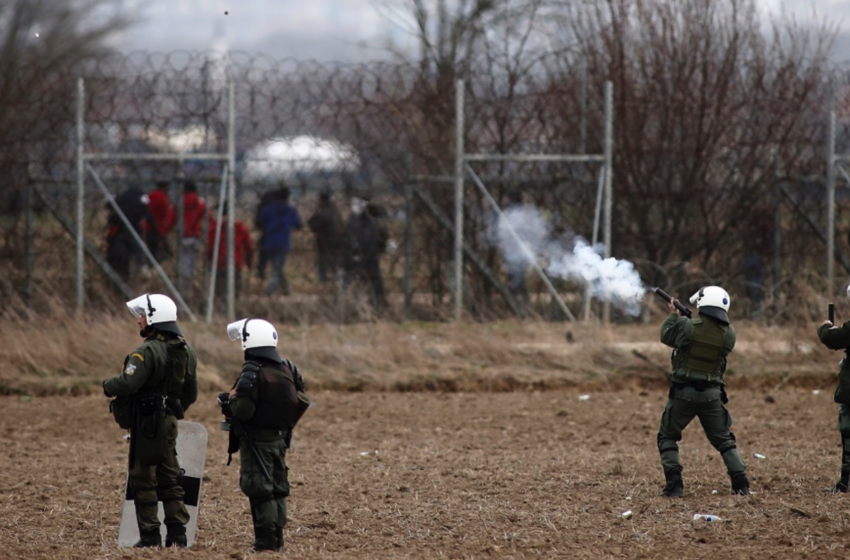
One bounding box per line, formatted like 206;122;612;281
256;185;302;296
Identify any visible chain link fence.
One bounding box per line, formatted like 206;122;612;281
0;48;845;323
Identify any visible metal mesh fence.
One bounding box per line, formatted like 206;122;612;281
0;49;844;323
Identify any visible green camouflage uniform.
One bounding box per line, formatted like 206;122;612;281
816;322;850;481
104;331;198;536
229;357;292;549
657;312;747;478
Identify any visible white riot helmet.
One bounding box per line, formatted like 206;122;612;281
689;286;731;324
226;318;282;362
126;293;181;335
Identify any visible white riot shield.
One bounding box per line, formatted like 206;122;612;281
118;420;208;547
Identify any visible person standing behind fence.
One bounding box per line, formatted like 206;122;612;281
256;186;302;296
106;186;152;280
307;191;342;282
175;181;207;289
147;181;173;263
208;206;254;303
343;194;389;312
254;189;276;281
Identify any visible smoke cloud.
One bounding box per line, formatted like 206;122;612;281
494;204;645;315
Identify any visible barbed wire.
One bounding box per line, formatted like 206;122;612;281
0;49;843;321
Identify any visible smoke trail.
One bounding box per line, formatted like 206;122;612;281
493;204;645;315
495;204;548;268
547;239;645;315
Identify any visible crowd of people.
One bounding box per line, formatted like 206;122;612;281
104;181;391;310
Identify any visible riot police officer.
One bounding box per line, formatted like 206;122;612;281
103;293;199;547
656;286;750;497
219;318;308;552
816;285;850;493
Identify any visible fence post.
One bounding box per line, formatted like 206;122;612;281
76;77;85;311
404;181;414;319
454;79;465;321
25;178;33;304
827;93;836;300
602;80;614;324
226;77;236;321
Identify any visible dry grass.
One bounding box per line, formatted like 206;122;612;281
0;310;843;396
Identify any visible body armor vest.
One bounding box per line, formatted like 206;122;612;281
143;335;189;416
250;362;300;430
674;317;727;381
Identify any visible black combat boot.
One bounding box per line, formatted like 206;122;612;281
832;473;849;493
274;527;284;552
165;523;187;548
661;471;684;497
731;473;750;496
134;530;162;548
252;529;278;552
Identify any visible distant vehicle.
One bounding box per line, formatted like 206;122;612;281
241;135;361;192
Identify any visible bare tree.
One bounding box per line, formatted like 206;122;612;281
0;0;131;305
555;0;834;294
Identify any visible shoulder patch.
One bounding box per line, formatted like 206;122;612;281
124;364;137;376
131;353;144;361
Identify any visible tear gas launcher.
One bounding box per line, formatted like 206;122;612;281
650;287;693;319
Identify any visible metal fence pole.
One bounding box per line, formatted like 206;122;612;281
206;165;229;323
580;57;587;155
583;166;606;321
602;81;614;324
454;79;465;321
772;156;782;309
827;94;836;300
226;78;236;321
25;178;33;304
176;167;185;294
76;77;85;311
404;181;414;319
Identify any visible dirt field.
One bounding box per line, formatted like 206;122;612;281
2;386;850;560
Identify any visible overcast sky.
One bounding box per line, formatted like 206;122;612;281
107;0;850;62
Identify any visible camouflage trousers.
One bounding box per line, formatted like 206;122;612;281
128;415;189;533
657;385;747;477
239;435;290;536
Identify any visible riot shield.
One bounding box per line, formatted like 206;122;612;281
118;420;208;547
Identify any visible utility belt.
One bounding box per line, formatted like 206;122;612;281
670;380;729;404
138;395;181;417
671;381;718;392
243;426;290;438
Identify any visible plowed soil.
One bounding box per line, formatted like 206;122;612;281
2;387;850;560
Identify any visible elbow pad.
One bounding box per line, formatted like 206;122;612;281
236;361;261;399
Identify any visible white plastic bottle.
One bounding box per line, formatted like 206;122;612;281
693;514;723;522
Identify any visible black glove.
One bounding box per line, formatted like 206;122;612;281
102;381;112;398
217;392;234;417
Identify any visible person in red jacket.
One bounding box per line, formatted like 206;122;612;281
147;181;174;262
208;205;254;302
176;181;207;290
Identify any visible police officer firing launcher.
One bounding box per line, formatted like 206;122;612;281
218;318;309;553
656;286;750;498
816;287;850;493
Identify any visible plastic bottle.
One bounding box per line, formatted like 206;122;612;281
693;514;723;522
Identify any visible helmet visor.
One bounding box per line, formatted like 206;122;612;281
226;319;249;341
689;288;704;306
126;295;149;318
